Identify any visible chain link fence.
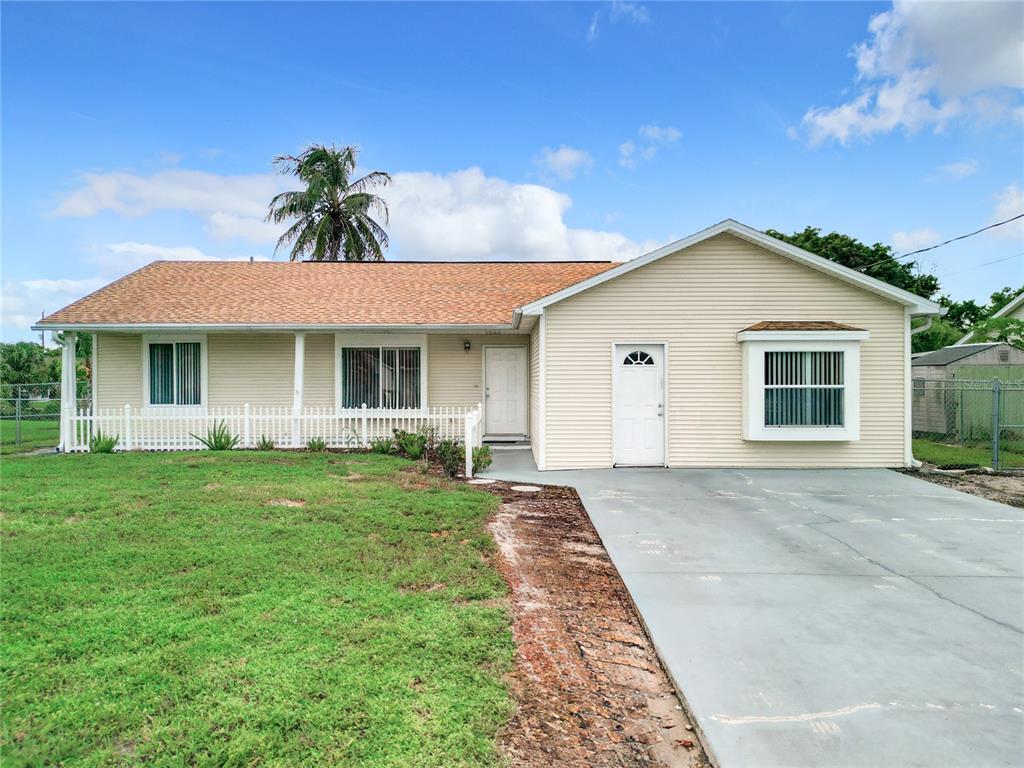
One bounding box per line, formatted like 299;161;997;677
912;378;1024;470
0;382;91;452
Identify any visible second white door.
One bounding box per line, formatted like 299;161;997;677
613;344;665;466
484;347;527;436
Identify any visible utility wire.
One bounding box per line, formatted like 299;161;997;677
936;251;1024;279
857;212;1024;273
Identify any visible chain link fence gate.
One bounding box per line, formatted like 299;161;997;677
911;378;1024;470
0;382;91;451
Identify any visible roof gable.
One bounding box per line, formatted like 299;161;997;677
518;219;942;317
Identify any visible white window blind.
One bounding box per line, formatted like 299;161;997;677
341;347;421;408
149;342;201;405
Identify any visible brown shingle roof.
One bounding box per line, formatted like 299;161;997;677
741;321;866;332
39;260;618;327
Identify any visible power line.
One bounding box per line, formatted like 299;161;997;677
857;212;1024;274
937;251;1024;279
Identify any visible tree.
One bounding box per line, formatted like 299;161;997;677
910;318;963;354
765;227;940;300
267;144;391;262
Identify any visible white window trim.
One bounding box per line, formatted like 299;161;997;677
141;333;209;409
740;334;866;441
333;332;428;413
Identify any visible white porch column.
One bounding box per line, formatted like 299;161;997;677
292;331;305;447
58;331;77;452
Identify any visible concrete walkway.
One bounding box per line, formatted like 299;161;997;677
482;452;1024;768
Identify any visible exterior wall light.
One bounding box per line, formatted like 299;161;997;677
464;340;471;352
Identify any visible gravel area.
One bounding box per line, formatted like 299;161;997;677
479;480;710;768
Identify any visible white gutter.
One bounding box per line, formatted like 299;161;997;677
32;322;521;333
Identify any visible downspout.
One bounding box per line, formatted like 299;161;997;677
905;314;936;468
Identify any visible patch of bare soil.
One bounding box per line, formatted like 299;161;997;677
480;481;710;768
903;468;1024;507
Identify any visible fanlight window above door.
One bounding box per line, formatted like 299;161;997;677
623;350;655;366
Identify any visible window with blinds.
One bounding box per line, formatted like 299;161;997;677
341;347;421;409
149;342;201;405
763;351;844;427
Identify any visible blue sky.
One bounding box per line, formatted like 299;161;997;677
3;1;1022;341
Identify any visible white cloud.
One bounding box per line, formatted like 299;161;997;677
534;144;594;181
384;166;658;262
618;124;680;167
588;1;650;42
618;140;637;168
51;169;289;243
990;183;1024;241
892;227;940;253
157;150;183;166
937;159;978;179
638;124;681;144
1;277;106;339
801;1;1023;144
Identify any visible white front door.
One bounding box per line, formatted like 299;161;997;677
613;344;665;466
484;347;527;436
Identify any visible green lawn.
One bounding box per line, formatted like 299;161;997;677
912;438;1024;469
1;452;514;766
1;419;59;454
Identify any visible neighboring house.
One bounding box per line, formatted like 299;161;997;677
955;291;1024;345
37;219;941;469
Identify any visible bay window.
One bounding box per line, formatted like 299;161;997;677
738;326;867;441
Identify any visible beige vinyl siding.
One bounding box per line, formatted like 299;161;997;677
303;334;335;407
94;331;531;412
427;334;527;409
543;233;907;469
529;323;540;463
95;333;143;409
208;334;294;407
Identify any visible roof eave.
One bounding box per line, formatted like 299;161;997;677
31;322;521;333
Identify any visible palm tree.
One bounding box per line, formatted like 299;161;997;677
267;144;391;261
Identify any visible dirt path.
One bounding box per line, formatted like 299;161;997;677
902;468;1024;507
479;480;710;768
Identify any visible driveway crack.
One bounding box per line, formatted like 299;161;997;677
806;522;1023;636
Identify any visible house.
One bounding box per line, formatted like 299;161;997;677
36;219;941;469
955;291;1024;345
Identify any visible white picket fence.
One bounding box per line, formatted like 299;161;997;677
65;403;485;474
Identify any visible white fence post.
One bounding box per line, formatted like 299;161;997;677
244;403;251;449
123;404;133;451
361;403;369;448
464;410;475;478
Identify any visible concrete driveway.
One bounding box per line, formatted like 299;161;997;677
483;452;1024;768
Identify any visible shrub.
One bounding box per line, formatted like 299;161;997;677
89;429;119;453
436;438;464;478
418;425;438;457
370;437;394;454
306;437;328;452
472;445;493;473
397;431;427;460
255;435;275;451
191;421;240;451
